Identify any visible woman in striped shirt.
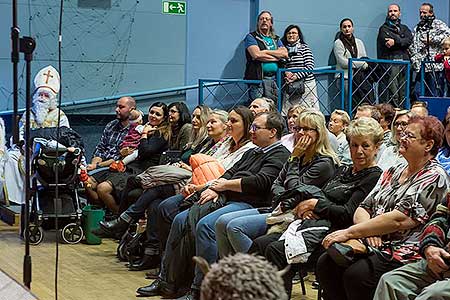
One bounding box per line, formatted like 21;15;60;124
281;24;319;113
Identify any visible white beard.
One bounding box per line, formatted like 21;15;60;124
32;96;50;126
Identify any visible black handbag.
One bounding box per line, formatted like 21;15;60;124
159;150;182;165
327;239;370;267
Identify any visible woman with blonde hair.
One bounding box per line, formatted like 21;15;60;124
215;109;338;262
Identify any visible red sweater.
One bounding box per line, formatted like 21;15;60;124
435;53;450;83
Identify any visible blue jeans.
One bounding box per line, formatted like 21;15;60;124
159;201;253;290
215;209;268;258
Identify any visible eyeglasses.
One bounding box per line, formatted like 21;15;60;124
394;121;408;128
292;126;317;133
400;131;421;141
250;124;268;131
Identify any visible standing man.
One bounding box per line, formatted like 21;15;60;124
244;11;288;101
377;4;412;107
409;3;450;98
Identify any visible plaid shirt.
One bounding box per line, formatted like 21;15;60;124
93;119;129;161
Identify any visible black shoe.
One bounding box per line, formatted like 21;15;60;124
145;268;160;279
99;217;129;235
171;289;200;300
129;254;161;271
136;279;175;297
91;226;116;239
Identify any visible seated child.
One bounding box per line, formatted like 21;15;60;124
109;109;144;172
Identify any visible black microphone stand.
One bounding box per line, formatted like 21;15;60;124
22;36;36;289
11;0;20;145
12;0;37;289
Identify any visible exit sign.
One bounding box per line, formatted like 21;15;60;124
162;1;186;15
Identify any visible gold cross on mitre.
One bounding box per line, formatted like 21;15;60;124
43;70;54;84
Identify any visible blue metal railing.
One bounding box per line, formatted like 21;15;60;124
198;78;262;109
419;60;446;97
276;67;345;113
348;58;411;114
0;84;204;115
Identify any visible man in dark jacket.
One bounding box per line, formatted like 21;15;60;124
376;4;412;107
244;11;288;100
136;111;290;300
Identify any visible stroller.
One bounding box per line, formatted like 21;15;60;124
27;127;85;245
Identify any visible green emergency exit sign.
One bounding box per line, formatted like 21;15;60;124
162;1;186;15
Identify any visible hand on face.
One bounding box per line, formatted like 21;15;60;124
292;135;313;157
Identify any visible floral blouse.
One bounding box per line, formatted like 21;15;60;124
359;159;449;263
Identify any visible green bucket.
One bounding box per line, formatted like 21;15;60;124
82;205;105;245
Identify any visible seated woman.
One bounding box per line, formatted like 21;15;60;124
377;109;409;170
96;107;255;271
168;102;192;151
255;117;383;297
280;104;305;152
281;25;318;112
215;109;338;262
329;109;351;164
92;102;171;214
436;110;450;174
334;18;369;109
115;105;212;214
317;115;449;300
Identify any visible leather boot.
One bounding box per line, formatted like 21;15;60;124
128;254;161;271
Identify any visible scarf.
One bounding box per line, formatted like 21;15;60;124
339;32;358;58
385;17;401;33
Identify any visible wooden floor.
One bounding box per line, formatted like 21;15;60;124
0;220;318;300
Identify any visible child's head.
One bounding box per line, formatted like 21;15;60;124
129;109;144;125
442;37;450;52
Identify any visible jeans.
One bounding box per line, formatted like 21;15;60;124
215;209;268;258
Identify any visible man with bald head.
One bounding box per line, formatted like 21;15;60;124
87;96;136;171
249;97;275;116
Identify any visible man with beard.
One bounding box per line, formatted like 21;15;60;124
377;4;412;107
244;11;288;101
409;3;450;98
3;65;68;205
18;65;69;139
83;96;135;204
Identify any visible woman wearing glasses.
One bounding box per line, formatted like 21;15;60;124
377;109;410;170
317;115;449;300
215;109;337;261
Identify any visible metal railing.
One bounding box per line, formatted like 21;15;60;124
198;79;262;110
276;67;345;115
419;60;448;97
348;58;411;115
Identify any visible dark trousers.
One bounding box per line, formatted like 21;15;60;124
156;194;185;251
316;251;403;300
250;233;296;297
118;176;143;214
